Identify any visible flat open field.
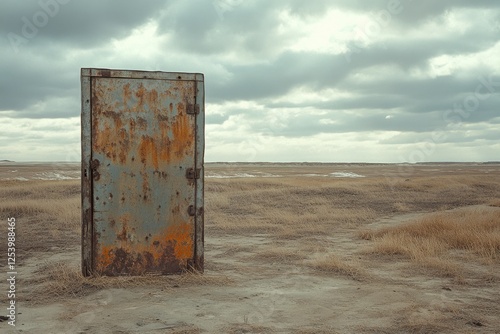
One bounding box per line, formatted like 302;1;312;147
1;162;500;333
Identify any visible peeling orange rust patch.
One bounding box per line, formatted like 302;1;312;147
135;83;146;108
96;221;194;275
92;124;111;152
92;108;131;164
147;89;159;107
118;129;128;164
139;136;159;169
138;115;193;167
166;222;194;260
123;83;132;106
171;110;193;159
98;245;116;272
133;85;160;111
143;221;194;261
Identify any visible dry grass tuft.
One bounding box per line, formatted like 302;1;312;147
295;328;339;334
386;301;490;334
307;254;366;281
489;198;500;207
364;207;500;259
361;207;500;277
392;201;412;212
157;326;201;334
23;261;232;305
222;323;277;334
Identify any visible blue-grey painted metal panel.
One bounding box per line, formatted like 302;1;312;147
81;68;204;276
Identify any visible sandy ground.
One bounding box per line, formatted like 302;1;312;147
0;162;499;333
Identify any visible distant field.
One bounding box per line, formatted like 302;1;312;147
0;162;499;333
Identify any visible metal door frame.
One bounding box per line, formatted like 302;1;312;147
81;68;204;276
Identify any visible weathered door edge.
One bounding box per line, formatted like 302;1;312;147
86;68;201;81
194;75;205;271
81;68;93;276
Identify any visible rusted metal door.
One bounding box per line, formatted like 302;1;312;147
81;69;204;276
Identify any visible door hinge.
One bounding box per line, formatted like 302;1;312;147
188;205;196;217
187;104;200;115
90;159;100;181
186;168;201;180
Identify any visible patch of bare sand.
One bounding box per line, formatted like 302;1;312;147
9;247;436;333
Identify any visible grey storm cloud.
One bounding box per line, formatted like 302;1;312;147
208;51;352;102
0;0;498;161
157;0;304;56
348;29;499;70
1;0;165;48
0;51;74;112
227;109;446;138
330;0;500;26
0;0;165;115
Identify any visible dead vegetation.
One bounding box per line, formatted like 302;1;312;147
0;163;500;332
306;254;367;281
360;206;500;278
489;198;500;207
23;261;232;305
0;180;80;255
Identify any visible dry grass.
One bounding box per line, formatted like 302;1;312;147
222;323;277;334
1;163;500;332
360;207;500;277
0;180;80;256
307;254;367;281
295;329;339;334
22;261;232;305
489;198;500;207
206;173;500;242
2;166;500;291
382;301;492;334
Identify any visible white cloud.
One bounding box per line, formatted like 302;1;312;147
0;117;80;161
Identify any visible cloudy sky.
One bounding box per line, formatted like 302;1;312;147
1;0;499;162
